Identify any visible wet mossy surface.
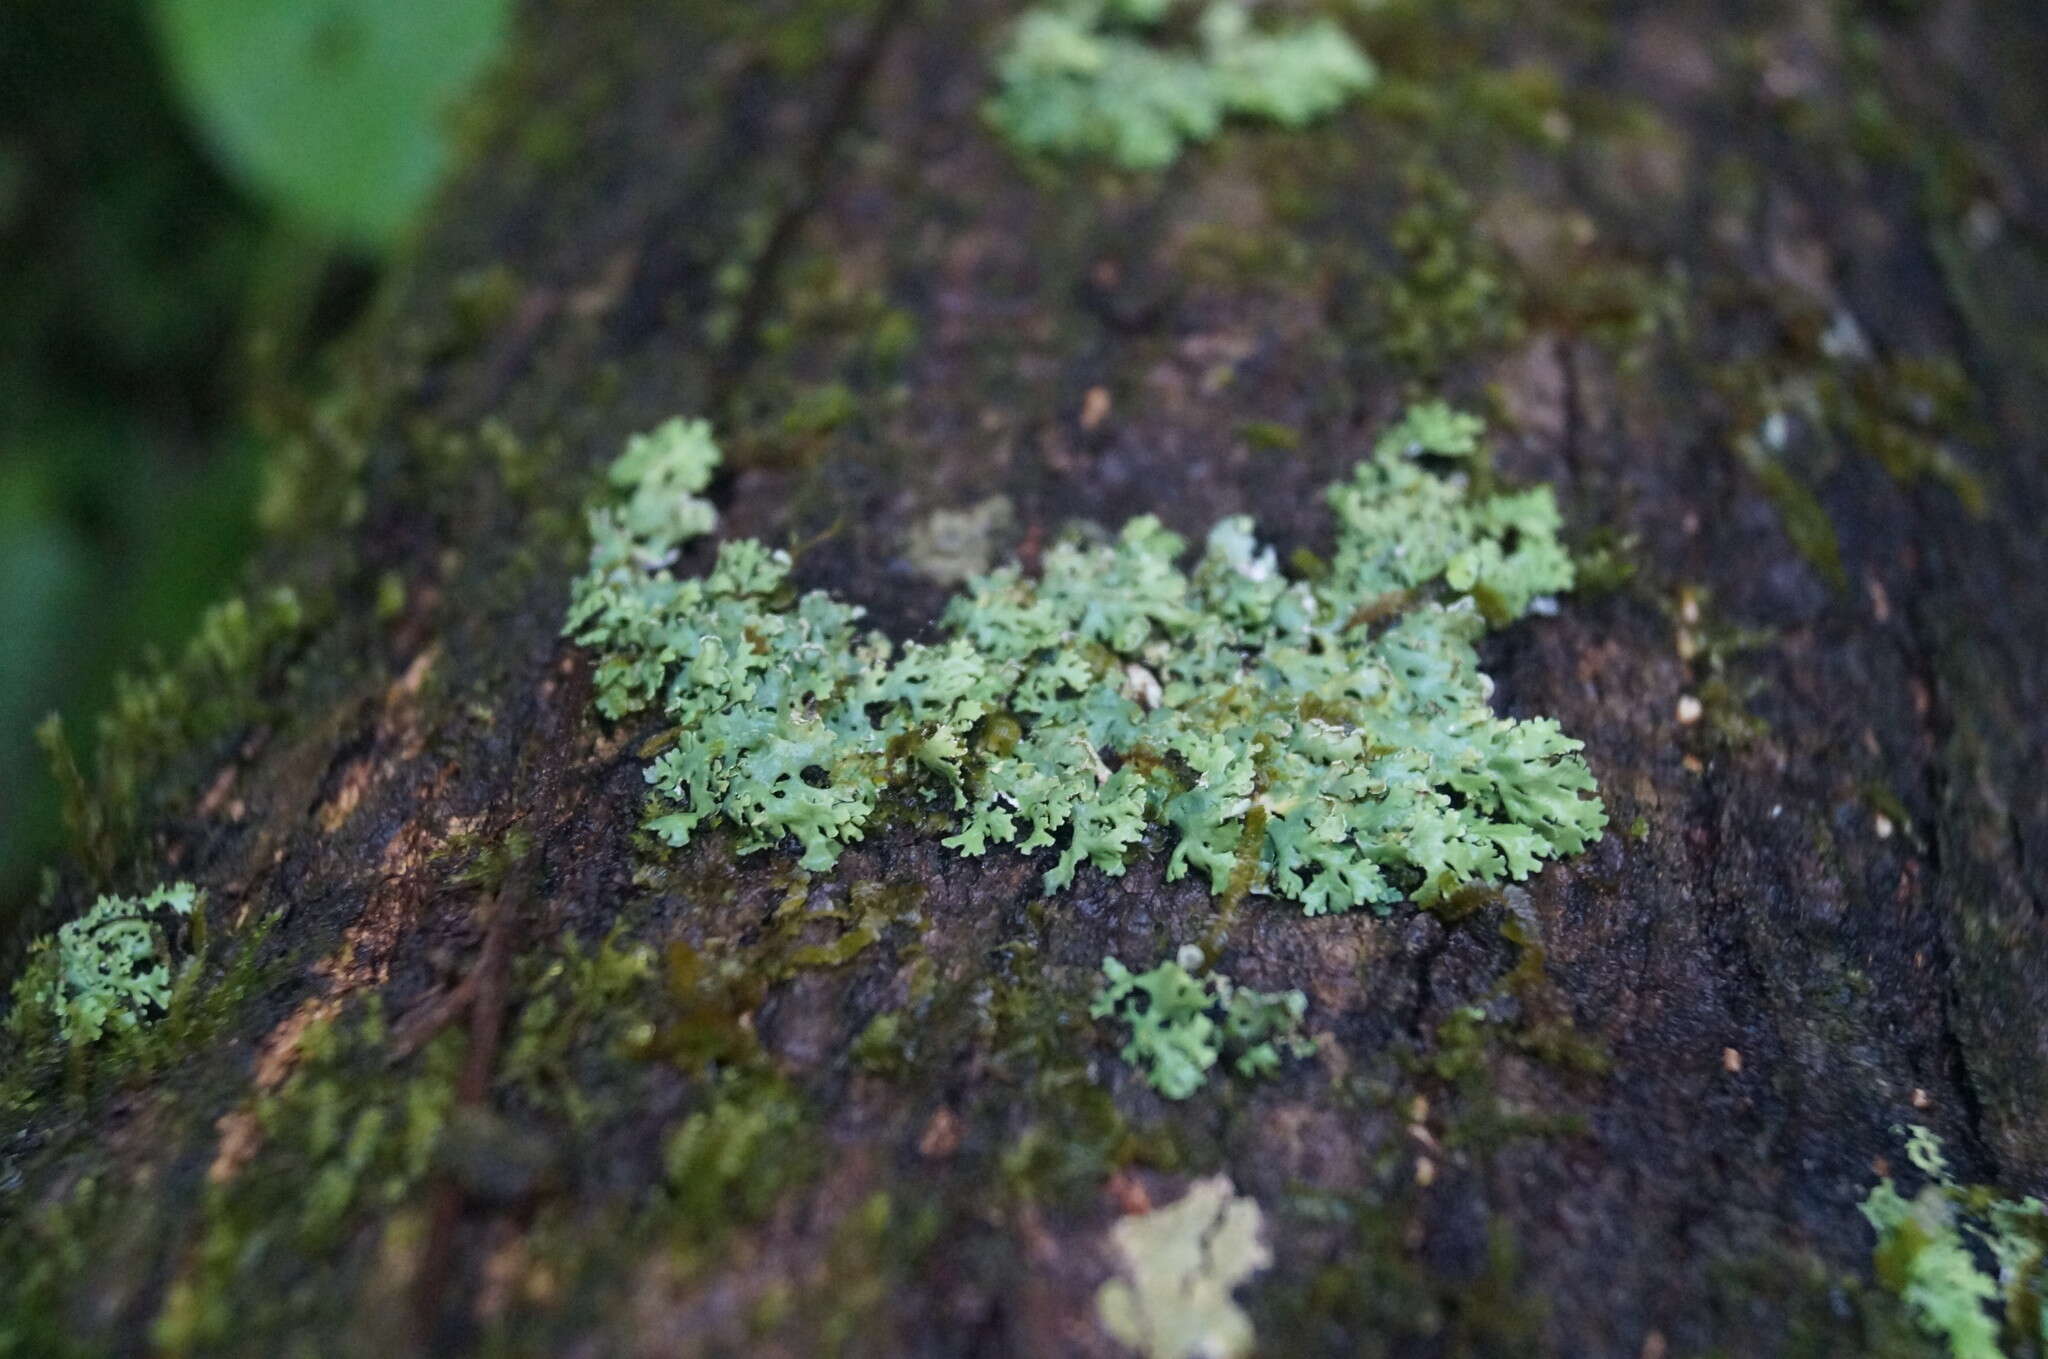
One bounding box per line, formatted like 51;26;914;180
4;0;2048;1354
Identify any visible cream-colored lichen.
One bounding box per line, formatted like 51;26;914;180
904;495;1016;585
1096;1175;1271;1359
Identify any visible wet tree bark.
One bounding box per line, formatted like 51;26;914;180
6;1;2048;1355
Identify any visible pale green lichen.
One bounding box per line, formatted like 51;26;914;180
1096;1174;1271;1359
6;882;199;1044
1092;945;1313;1099
565;404;1604;916
1862;1125;2048;1359
985;0;1375;170
904;494;1017;586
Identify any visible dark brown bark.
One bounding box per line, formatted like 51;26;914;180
6;1;2048;1355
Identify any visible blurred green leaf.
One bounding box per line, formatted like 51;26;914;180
152;0;511;248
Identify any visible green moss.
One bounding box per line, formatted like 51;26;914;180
153;1005;464;1354
780;1188;943;1351
697;0;880;78
1569;527;1641;595
502;929;658;1127
42;585;307;873
850;1010;909;1077
1234;419;1304;453
778;381;858;439
1497;919;1611;1078
1705;1242;1932;1359
444;263;522;355
985;946;1183;1204
1672;589;1777;751
1820;356;1987;516
1375;166;1523;376
662;1071;817;1236
1268;1194;1544;1356
568;404;1604;916
0;1173;131;1357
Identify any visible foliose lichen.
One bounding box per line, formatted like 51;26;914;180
5;882;199;1044
564;403;1604;916
1861;1125;2048;1359
1095;1174;1272;1359
985;0;1375;170
1092;944;1314;1099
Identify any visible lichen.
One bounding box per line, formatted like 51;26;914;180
1092;945;1313;1099
1095;1175;1272;1359
985;0;1375;171
1860;1125;2048;1359
5;882;200;1044
904;495;1017;586
565;404;1603;915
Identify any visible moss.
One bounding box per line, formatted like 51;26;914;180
627;875;921;1077
0;1172;136;1357
1819;356;1987;516
1705;1243;1932;1359
1672;589;1778;752
849;1010;909;1078
778;381;859;439
786;1189;945;1351
1176;225;1320;294
695;0;881;79
1234;419;1304;453
1392;919;1605;1155
1569;527;1641;595
1530;255;1687;373
985;944;1184;1205
1374;165;1523;376
373;571;407;622
252;348;390;541
432;825;537;895
1738;437;1847;592
1497;919;1611;1078
1264;1193;1545;1357
661;1070;818;1242
1714;324;1986;594
29;585;309;894
502;928;659;1128
443;263;523;356
152;1005;464;1355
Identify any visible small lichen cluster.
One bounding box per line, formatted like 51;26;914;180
1096;1175;1272;1359
1862;1125;2048;1359
985;0;1375;170
6;882;199;1044
566;404;1603;916
1093;945;1313;1099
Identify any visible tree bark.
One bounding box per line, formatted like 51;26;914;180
6;0;2048;1355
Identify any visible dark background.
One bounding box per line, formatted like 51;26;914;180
0;0;508;913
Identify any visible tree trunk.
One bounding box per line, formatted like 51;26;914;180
6;1;2048;1355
